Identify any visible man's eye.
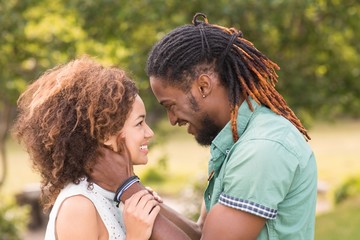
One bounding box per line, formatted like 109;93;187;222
165;105;174;111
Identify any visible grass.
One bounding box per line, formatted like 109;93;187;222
310;120;360;184
308;120;360;207
315;194;360;240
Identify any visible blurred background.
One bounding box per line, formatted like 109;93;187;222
0;0;359;239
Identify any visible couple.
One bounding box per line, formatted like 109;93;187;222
13;13;317;240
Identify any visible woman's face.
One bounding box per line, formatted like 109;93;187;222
105;95;154;165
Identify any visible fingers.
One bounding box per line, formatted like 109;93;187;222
125;190;148;202
145;186;163;203
125;190;156;209
100;145;133;175
148;205;161;223
114;137;134;176
88;147;134;192
123;190;161;240
124;190;160;217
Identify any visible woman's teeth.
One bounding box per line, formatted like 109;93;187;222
140;145;148;150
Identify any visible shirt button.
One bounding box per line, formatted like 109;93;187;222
208;194;211;200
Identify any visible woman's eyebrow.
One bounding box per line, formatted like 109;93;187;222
136;114;146;120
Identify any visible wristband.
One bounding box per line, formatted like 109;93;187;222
114;175;140;207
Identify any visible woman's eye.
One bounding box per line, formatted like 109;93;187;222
136;121;143;126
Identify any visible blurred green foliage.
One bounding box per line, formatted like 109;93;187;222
0;196;30;240
316;194;360;240
1;0;359;122
334;174;360;204
141;155;168;184
141;167;166;184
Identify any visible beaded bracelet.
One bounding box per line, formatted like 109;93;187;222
114;175;140;207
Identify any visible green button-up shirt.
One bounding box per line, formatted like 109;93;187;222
204;99;317;239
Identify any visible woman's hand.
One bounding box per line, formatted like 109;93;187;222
124;190;161;240
145;186;163;203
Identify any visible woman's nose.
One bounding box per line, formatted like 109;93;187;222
145;124;154;138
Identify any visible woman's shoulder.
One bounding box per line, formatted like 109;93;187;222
59;194;96;215
54;180;98;221
55;195;100;238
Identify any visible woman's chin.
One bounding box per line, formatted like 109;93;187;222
131;160;148;166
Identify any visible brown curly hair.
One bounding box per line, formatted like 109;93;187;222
13;56;138;210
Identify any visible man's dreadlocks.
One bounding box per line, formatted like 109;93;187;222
147;13;310;142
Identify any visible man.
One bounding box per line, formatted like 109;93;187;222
91;13;317;239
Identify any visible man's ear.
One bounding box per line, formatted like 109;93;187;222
196;74;213;98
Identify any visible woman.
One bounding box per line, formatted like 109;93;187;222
13;57;160;240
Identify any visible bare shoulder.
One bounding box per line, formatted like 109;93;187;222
56;195;99;240
58;195;97;215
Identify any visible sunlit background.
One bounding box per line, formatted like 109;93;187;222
0;0;359;239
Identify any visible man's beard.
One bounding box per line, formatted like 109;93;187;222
194;114;222;146
187;92;223;146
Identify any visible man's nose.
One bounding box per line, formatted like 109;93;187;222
167;111;178;126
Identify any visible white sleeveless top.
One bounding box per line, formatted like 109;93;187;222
44;178;126;239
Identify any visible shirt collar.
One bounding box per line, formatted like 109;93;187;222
209;98;260;173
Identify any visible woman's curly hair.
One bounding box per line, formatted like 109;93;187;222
13;56;138;210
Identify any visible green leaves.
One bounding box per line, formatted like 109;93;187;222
1;0;359;119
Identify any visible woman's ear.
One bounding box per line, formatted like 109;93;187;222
115;132;127;154
104;135;117;152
